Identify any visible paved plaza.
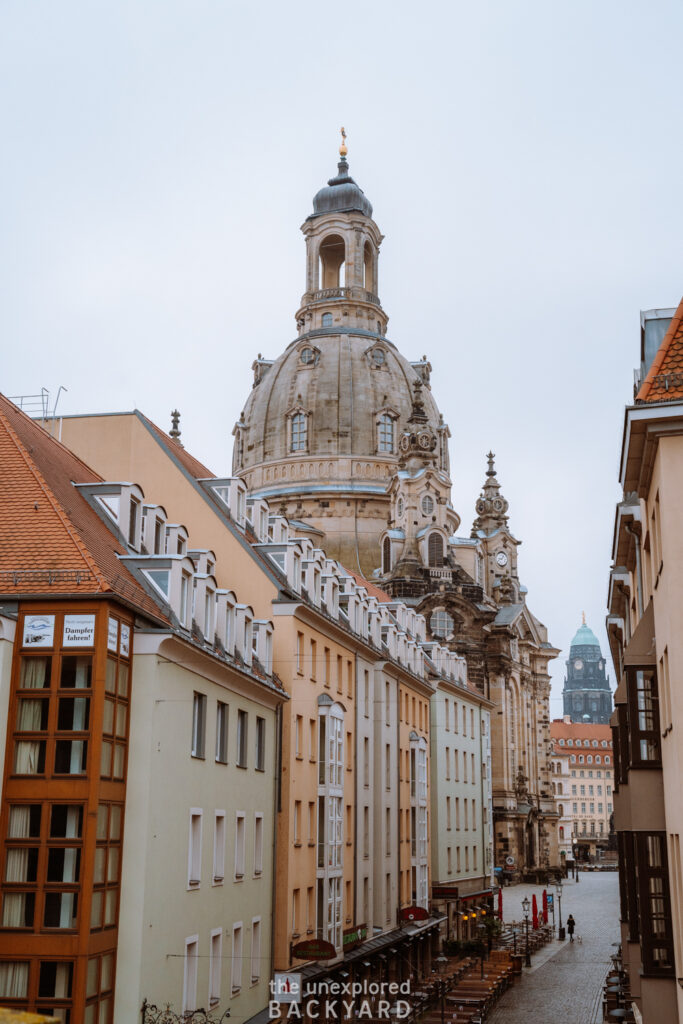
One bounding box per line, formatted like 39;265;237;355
488;872;620;1024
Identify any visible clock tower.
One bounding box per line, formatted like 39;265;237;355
471;452;521;604
562;616;612;724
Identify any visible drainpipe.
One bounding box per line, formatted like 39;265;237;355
269;701;282;977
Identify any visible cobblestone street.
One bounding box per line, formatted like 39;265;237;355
488;872;620;1024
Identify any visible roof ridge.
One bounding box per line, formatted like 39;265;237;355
637;295;683;401
0;398;106;483
0;407;111;591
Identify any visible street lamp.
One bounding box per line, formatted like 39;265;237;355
555;880;564;941
522;896;531;968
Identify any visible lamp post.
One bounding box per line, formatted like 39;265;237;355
555;880;563;936
522;896;531;968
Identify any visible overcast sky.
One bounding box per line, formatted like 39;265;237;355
3;0;683;711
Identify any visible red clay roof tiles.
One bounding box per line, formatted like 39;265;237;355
637;296;683;402
0;395;166;622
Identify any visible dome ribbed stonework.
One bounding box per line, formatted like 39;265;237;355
236;335;444;489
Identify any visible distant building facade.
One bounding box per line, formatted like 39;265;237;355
562;617;612;724
550;719;614;862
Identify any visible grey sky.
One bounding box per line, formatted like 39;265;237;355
3;0;683;712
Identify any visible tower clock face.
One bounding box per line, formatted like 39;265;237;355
599;660;603;670
495;551;508;567
574;659;583;670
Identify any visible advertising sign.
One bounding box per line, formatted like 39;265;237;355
272;973;302;1003
22;615;55;648
63;614;96;647
291;938;336;961
432;886;459;900
343;923;368;951
120;623;130;657
107;617;118;652
400;905;429;922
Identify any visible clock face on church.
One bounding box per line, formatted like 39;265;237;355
495;551;508;567
574;659;583;670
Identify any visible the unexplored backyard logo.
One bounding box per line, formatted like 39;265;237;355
269;975;412;1018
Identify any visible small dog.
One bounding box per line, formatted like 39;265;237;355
576;934;583;944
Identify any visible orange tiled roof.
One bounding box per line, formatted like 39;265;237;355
344;567;393;603
138;413;215;479
550;720;612;745
637;296;683;402
0;395;166;622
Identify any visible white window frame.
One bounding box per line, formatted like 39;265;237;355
251;917;261;984
235;812;246;879
191;692;207;759
209;928;222;1007
188;809;202;888
231;922;243;995
254;813;263;875
213;811;225;884
183;935;199;1013
216;701;228;764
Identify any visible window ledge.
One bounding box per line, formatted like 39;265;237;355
235;873;244;881
254;869;262;876
307;841;315;848
294;842;302;848
231;987;241;996
292;932;301;939
188;880;200;887
212;876;224;884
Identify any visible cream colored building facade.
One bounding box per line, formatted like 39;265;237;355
550;719;613;862
607;302;683;1023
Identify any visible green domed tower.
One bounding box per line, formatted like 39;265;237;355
562;615;612;723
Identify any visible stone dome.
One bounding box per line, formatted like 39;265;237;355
310;157;373;219
235;334;444;497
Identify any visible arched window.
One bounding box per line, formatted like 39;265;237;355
363;240;375;292
559;826;565;839
377;414;394;453
322;313;333;328
558;804;564;816
428;533;444;567
430;609;453;639
382;536;391;574
421;494;434;516
397;497;404;517
290;412;307;452
319;234;346;289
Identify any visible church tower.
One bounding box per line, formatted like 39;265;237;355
562;617;612;724
234;133;447;574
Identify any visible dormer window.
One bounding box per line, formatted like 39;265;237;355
145;569;170;598
290;412;308;453
128;496;141;547
180;572;190;626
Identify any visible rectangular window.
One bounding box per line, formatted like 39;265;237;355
337;655;343;694
237;710;248;768
385;743;391;789
251;918;261;984
310;639;317;680
364;737;370;786
213;812;225;883
183;936;199;1013
292;888;300;933
235;813;245;878
295;716;303;758
324;648;331;687
255;716;265;771
188;810;202;887
364;670;370;717
309;719;316;761
308;802;315;845
231;924;243;993
209;929;222;1006
294;801;301;844
296;633;304;674
254;814;263;874
180;572;190;626
447;795;451;830
363;806;369;857
216;702;228;763
191;693;206;759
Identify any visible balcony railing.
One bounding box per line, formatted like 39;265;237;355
310;287;381;307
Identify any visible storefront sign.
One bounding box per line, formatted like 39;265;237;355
63;614;96;647
120;623;130;657
291;939;336;961
432;886;459;900
108;617;118;652
22;615;55;648
400;905;429;922
343;923;368;951
272;972;302;1003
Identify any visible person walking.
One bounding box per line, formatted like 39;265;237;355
567;914;576;943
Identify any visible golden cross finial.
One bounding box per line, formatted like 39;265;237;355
582;610;586;625
339;126;348;158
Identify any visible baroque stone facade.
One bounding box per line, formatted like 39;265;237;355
234;143;559;876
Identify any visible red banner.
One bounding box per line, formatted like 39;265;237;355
400;905;429;922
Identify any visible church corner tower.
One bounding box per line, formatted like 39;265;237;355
562;616;612;724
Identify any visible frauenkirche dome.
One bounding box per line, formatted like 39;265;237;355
232;140;450;573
